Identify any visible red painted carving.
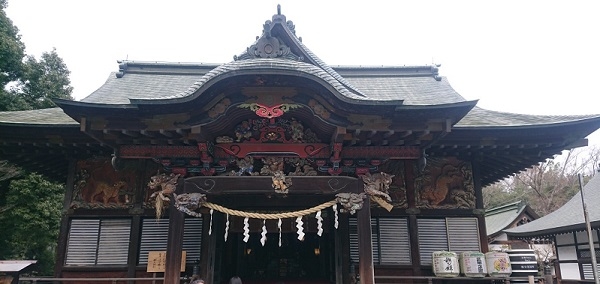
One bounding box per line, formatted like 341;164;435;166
119;145;200;158
213;143;330;159
328;167;342;176
255;104;285;118
172;167;188;176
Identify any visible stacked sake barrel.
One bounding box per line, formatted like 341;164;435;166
432;251;460;277
459;251;487;277
432;250;522;278
485;251;512;277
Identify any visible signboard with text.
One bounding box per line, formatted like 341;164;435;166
146;251;186;272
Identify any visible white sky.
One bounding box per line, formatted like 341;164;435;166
5;0;600;146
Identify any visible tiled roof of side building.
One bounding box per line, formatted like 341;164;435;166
456;106;600;127
505;172;600;237
0;107;77;125
485;201;538;237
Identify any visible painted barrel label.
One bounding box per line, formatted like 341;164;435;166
460;251;487;277
433;251;460;277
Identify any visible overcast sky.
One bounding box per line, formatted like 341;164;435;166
5;0;600;145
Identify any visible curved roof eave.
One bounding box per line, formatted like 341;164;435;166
128;58;405;106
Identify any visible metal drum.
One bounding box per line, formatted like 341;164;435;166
459;251;487;277
485;251;512;277
507;249;539;278
432;251;460;277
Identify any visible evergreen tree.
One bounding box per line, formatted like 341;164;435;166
18;49;74;109
0;173;64;275
0;0;72;275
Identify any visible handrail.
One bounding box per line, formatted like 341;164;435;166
19;276;190;283
20;276;545;284
374;275;545;284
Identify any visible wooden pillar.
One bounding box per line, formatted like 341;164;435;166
337;213;350;284
405;160;422;275
357;197;374;284
471;159;489;252
164;177;185;284
127;160;148;282
200;212;218;283
54;158;76;278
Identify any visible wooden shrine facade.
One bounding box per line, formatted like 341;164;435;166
2;6;600;284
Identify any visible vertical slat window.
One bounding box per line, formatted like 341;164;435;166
348;218;377;264
65;219;100;266
379;218;411;264
139;219;169;265
447;217;480;253
350;217;410;265
582;263;600;280
97;219;131;265
65;219;131;266
348;218;359;264
371;219;379;263
418;219;448;265
183;218;203;264
139;218;203;265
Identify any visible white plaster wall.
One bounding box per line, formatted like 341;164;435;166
557;245;577;261
560;263;581;280
495;233;508;241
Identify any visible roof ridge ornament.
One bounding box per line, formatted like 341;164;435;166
233;5;303;61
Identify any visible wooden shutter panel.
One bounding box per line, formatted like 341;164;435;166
371;219;379;263
97;219;131;265
183;218;203;264
349;218;359;263
348;218;377;264
446;217;480;253
417;218;448;265
139;218;203;265
139;219;169;265
65;219;100;266
379;218;411;264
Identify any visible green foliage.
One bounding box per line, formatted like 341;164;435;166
0;1;25;87
0;173;64;275
18;49;74;109
1;3;73;111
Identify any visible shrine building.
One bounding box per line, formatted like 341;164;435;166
1;7;600;284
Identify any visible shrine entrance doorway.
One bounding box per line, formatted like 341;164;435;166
211;201;337;284
217;232;334;284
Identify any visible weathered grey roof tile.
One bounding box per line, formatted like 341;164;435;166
0;107;77;125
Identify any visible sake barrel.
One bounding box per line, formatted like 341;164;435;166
507;249;539;277
485;251;512;277
459;251;487;277
432;251;460;277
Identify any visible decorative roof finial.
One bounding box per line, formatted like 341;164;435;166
277;4;281;15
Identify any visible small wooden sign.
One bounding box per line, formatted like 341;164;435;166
146;251;186;272
371;196;393;212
